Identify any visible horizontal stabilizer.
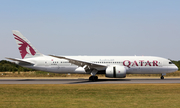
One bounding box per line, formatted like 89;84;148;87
6;57;34;65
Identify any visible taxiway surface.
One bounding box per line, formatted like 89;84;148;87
0;78;180;84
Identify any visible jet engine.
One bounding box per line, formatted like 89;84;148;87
105;65;127;78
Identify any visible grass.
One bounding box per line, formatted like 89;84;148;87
0;84;180;108
0;71;180;77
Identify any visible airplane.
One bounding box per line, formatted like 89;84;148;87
6;30;178;81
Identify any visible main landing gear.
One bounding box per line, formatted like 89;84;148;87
89;76;98;81
89;69;98;81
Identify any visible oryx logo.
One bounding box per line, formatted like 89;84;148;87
13;34;36;59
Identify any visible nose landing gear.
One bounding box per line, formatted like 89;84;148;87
160;73;166;80
160;76;164;79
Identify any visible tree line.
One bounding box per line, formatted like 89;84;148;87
0;60;180;72
0;60;34;72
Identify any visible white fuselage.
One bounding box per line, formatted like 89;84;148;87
20;55;178;74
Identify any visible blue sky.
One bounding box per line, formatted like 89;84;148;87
0;0;180;60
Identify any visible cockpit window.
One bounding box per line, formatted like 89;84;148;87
169;62;174;64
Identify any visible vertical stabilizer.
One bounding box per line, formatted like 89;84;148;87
12;30;43;59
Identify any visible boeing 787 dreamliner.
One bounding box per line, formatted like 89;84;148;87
6;30;178;81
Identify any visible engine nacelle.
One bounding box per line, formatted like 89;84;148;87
105;65;126;78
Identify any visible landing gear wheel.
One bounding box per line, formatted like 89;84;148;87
89;76;92;81
95;76;98;81
89;76;98;81
161;76;164;79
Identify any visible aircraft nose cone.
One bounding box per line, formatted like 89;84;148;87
172;65;178;71
175;65;178;71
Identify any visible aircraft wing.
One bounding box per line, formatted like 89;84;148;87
6;57;34;65
49;55;107;71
